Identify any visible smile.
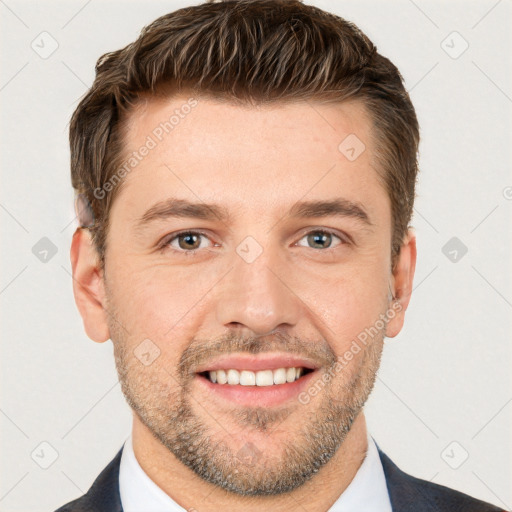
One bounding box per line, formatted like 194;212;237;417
194;355;319;407
201;367;313;386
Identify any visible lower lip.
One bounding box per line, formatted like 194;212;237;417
195;371;316;408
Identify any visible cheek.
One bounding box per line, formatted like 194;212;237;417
307;259;390;351
107;261;216;342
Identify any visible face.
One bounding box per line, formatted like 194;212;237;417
74;94;415;496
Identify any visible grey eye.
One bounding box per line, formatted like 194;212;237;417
297;231;343;250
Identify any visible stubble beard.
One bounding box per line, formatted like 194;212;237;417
108;296;386;496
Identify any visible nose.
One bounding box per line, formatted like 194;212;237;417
215;246;302;337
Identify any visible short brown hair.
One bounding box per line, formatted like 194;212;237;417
70;0;419;270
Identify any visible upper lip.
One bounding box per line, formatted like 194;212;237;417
195;353;320;373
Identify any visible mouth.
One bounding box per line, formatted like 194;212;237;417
198;366;315;386
194;355;319;407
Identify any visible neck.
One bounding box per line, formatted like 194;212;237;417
131;411;369;512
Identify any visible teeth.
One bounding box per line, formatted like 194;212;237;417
227;369;240;385
207;367;307;386
240;370;256;386
255;370;273;386
273;368;287;385
286;367;296;382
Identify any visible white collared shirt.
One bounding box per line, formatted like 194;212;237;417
119;430;392;512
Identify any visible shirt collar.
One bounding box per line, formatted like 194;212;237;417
329;431;392;512
119;430;391;512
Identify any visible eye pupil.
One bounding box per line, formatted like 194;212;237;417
179;233;201;250
308;232;331;249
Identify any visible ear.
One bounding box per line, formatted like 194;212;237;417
70;228;110;343
385;228;417;338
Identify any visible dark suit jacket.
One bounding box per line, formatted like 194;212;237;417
54;444;505;512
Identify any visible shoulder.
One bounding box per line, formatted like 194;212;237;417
377;446;505;512
53;447;124;512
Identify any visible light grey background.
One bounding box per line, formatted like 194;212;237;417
1;0;511;511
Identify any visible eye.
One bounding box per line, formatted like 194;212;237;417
160;228;348;255
296;229;346;250
164;231;213;253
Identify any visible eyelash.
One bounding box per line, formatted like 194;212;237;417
159;229;350;256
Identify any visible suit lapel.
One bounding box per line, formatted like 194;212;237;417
78;446;124;512
377;444;433;512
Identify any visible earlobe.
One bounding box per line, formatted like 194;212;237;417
70;228;110;343
385;229;417;338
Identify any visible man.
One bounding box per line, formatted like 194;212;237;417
56;0;504;511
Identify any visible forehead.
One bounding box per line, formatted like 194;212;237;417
111;94;388;226
124;93;374;152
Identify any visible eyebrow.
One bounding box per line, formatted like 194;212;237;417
288;199;372;225
137;199;231;226
136;197;373;229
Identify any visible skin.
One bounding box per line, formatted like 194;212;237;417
71;94;416;511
